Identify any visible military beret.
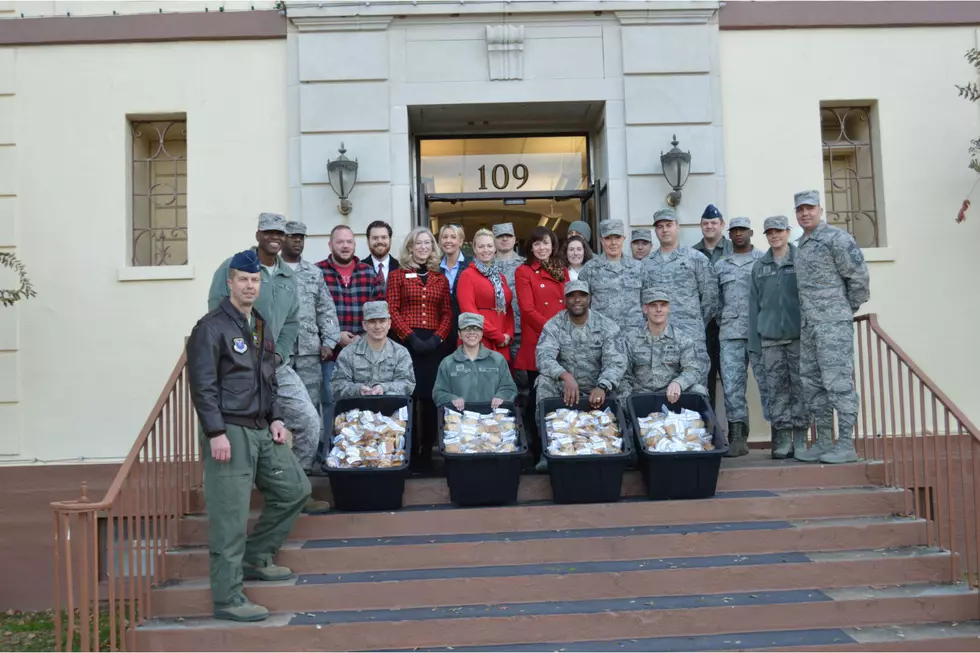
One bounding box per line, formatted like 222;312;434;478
794;189;821;208
568;221;592;241
764;215;790;232
362;301;391;321
564;279;591;296
631;228;653;243
641;288;670;304
284;220;307;236
229;250;261;274
701;204;723;220
492;223;515;237
458;312;485;330
728;217;752;231
599;219;626;238
257;212;287;232
653;208;677;224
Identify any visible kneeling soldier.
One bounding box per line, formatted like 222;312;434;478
187;250;312;623
622;288;707;400
433;312;519;411
330;301;416;399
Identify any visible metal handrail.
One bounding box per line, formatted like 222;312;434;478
51;350;198;651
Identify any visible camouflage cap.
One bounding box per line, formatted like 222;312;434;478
728;216;752;231
492;223;515;238
764;215;790;232
599;219;626;238
564;279;591;296
284;220;307;236
459;312;485;330
631;228;653;243
794;189;821;208
568;221;592;241
653;208;677;224
641;288;670;304
257;212;287;232
362;301;391;321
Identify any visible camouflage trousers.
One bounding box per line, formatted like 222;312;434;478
534;375;595;407
800;321;858;435
760;341;807;430
291;354;323;411
275;363;321;472
675;322;711;387
720;338;770;424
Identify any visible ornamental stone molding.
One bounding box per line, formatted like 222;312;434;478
486;24;524;81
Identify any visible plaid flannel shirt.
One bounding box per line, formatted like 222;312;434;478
386;267;453;341
316;255;384;337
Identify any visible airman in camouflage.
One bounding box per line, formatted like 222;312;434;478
643;208;719;386
534;280;628;407
493;222;526;362
793;190;870;464
749;216;808;460
577;219;647;332
282;221;341;410
330;301;416;400
621;289;706;398
715;217;769;457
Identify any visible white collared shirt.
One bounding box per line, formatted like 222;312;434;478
371;254;391;284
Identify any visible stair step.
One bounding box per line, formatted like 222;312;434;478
150;546;953;618
166;515;926;579
188;458;877;512
136;584;978;651
177;486;907;546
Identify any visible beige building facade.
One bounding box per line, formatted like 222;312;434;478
0;0;977;463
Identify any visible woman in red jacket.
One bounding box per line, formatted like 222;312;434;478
456;228;515;361
514;226;568;465
387;226;453;470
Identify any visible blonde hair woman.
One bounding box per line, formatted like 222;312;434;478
455;228;515;361
437;222;472;363
386;227;453;469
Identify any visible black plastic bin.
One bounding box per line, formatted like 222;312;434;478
438;402;526;507
628;392;727;501
538;397;631;504
326;396;413;511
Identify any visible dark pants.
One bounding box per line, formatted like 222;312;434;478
705;320;721;411
524;371;542;460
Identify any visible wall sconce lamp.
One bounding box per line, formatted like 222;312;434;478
660;135;691;207
327;143;358;215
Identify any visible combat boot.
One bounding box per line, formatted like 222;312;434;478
214;598;270;623
792;428;809;458
771;428;794;459
302;498;331;515
725;422;750;457
795;427;833;462
242;560;293;581
819;435;858;464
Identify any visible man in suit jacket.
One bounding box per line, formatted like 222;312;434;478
367;220;399;292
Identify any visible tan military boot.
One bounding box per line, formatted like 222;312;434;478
795;427;833;462
242;561;293;582
214;598;270;622
771;429;794;459
725;422;750;457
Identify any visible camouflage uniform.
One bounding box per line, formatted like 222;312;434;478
715;247;769;424
576;254;647;333
496;252;526;361
534;308;628;405
621;322;706;397
289;258;340;409
330;337;416;400
643;247;719;385
796;216;869;461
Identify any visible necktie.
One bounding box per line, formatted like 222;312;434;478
378;262;385;285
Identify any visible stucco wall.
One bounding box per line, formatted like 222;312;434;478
1;38;288;462
720;26;980;425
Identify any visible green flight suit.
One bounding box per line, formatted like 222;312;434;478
433;345;518;407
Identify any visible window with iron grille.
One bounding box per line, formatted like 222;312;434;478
820;103;885;247
130;117;187;266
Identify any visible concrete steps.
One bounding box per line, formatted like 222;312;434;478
135;456;979;651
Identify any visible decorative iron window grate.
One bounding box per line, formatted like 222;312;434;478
131;120;187;266
820;105;882;247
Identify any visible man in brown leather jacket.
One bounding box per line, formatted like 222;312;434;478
187;250;311;623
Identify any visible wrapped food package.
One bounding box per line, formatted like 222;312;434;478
325;408;409;468
545;408;622;456
639;405;713;453
442;407;519;454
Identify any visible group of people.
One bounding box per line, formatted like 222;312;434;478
184;189;869;622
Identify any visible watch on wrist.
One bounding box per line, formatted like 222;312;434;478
598;381;611;392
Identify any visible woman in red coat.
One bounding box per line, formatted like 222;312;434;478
514;226;568;464
456;228;515;361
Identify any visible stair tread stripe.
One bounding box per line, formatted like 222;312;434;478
296;552;814;585
287;589;832;625
378;627;858;652
299;520;796;549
